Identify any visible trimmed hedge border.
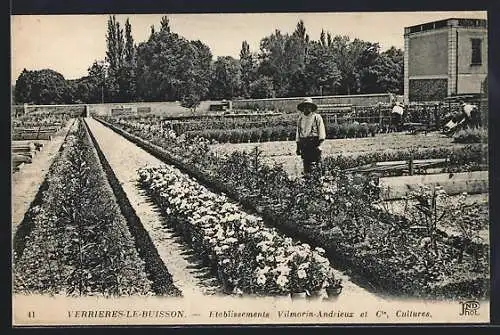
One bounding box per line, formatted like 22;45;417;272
95;117;489;299
83;119;181;297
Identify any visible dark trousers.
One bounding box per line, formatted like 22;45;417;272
391;113;402;132
299;137;321;175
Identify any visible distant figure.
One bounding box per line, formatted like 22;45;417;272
461;101;480;128
295;98;326;175
391;101;404;132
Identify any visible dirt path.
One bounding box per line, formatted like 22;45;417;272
87;117;386;303
85;117;222;298
11;120;75;231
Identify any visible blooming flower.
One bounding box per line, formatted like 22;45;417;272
276;275;289;287
257;274;267;285
297;269;307;279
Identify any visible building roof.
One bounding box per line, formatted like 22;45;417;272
404;18;487;35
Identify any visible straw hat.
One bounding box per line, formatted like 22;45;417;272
297;97;318;112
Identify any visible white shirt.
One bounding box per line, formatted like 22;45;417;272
296;113;326;141
463;104;476;117
392;105;404;116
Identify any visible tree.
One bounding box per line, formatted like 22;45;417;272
239;41;255;98
249;76;274;98
14;69;30;103
116;18;137;102
360;46;403;94
160;16;171;33
105;15;124;101
14;69;69;104
135;16;213;103
209;56;241;99
255;20;311;98
304;41;341;96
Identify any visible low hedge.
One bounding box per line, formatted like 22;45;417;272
183;123;378;143
83;120;181;296
13;119;154;296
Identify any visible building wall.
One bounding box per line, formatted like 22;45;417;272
456;28;488;94
457;74;487;94
404;19;488;102
408;30;449;76
405;29;449;102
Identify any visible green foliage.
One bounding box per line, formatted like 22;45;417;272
249;76;274;99
136;22;212;103
209;56;242;99
14;69;70;104
239;41;255;98
182;122;380;143
453;127;488;144
16;18;405;104
13;120;153;296
104;117;490;299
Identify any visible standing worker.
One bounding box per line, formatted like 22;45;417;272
391;101;404;132
295;98;326;175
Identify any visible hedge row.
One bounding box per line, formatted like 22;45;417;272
183;123;378;143
83;119;181;296
13;119;154;296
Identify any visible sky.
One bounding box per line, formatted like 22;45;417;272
11;11;487;82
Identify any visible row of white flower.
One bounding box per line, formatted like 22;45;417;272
138;164;338;295
115;119;178;140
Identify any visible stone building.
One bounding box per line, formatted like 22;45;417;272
403;18;487;103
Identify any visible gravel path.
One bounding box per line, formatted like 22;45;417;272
11;120;75;231
87;117;386;303
85;117;222;298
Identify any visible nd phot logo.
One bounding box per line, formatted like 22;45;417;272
459;300;480;316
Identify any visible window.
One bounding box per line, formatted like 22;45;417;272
471;39;482;65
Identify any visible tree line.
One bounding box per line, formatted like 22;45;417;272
14;16;404;107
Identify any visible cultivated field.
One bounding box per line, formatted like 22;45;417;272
210;131;466;177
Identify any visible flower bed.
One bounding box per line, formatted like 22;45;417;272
138;165;339;296
13;119;158;296
97;117;490;299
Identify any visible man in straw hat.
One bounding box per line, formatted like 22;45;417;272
295;97;326;175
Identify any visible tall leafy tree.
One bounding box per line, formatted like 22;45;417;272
239;41;255;98
359;46;403;94
136;16;213;106
14;69;70;104
209;56;241;99
249;76;274;99
116;18;137;101
303;41;341;96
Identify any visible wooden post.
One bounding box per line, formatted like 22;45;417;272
378;104;382;127
408;154;414;176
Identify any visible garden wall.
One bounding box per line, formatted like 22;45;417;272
232;93;396;113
